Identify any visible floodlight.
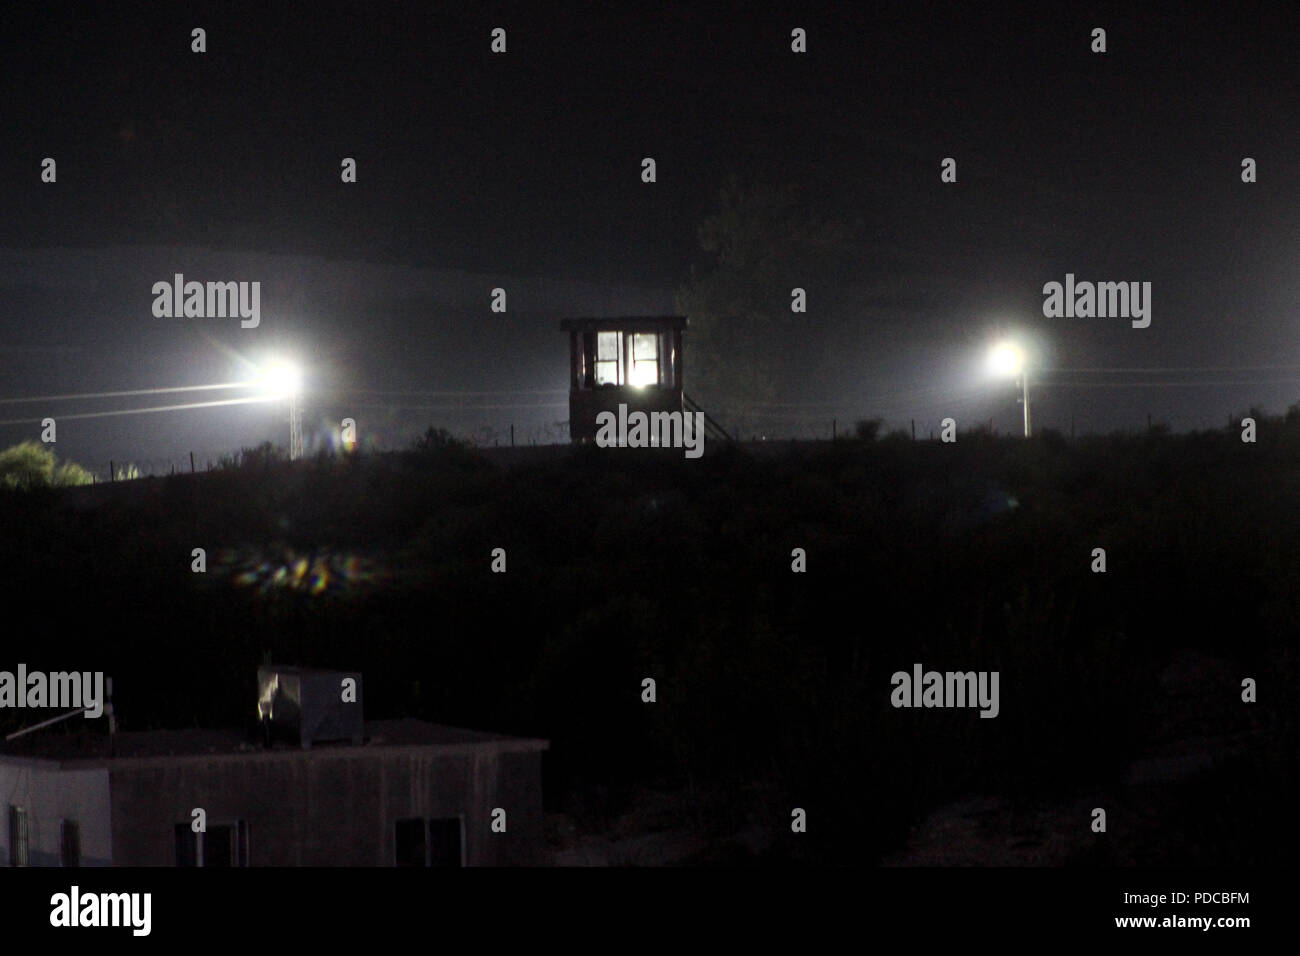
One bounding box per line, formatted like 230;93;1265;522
988;342;1025;379
986;340;1031;437
259;361;302;399
254;359;304;459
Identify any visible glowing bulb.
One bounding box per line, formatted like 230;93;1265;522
259;361;302;398
987;342;1025;378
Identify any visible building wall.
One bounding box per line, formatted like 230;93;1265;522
569;386;684;442
108;747;545;866
0;760;112;867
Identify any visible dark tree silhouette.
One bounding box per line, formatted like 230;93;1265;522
675;175;857;431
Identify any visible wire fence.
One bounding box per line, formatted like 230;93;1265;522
92;422;576;483
95;454;228;482
64;367;1300;481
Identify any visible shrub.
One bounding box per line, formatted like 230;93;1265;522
854;418;883;441
411;426;466;452
0;441;93;489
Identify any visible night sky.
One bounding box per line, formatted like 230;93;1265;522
2;1;1298;470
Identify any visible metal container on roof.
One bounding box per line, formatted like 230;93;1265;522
256;666;363;749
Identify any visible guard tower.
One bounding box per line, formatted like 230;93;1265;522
560;315;687;443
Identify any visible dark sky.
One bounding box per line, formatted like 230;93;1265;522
2;1;1298;468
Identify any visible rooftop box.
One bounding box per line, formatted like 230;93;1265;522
256;666;363;749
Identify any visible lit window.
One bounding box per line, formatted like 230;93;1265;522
595;332;621;386
631;333;660;387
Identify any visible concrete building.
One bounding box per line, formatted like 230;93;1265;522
1;669;547;867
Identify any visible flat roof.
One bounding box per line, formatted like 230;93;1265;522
0;718;548;770
560;315;688;332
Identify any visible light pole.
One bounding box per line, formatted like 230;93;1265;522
988;341;1030;438
258;360;304;459
288;392;303;460
1021;367;1030;438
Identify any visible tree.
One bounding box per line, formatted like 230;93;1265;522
854;418;883;441
218;441;287;471
0;441;93;489
675;175;857;431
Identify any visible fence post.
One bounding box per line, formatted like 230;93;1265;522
510;424;515;448
110;460;115;482
832;418;836;441
911;419;915;440
190;452;195;473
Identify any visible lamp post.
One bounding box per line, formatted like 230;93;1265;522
988;341;1030;438
258;361;304;459
288;392;303;460
1021;366;1030;439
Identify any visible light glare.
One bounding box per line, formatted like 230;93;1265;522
259;361;302;398
630;362;657;387
988;342;1025;378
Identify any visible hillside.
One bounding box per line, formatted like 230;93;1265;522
2;427;1294;865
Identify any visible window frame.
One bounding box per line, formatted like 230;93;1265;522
630;331;662;387
594;331;623;386
60;819;81;867
175;819;248;867
394;815;466;867
8;805;28;867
